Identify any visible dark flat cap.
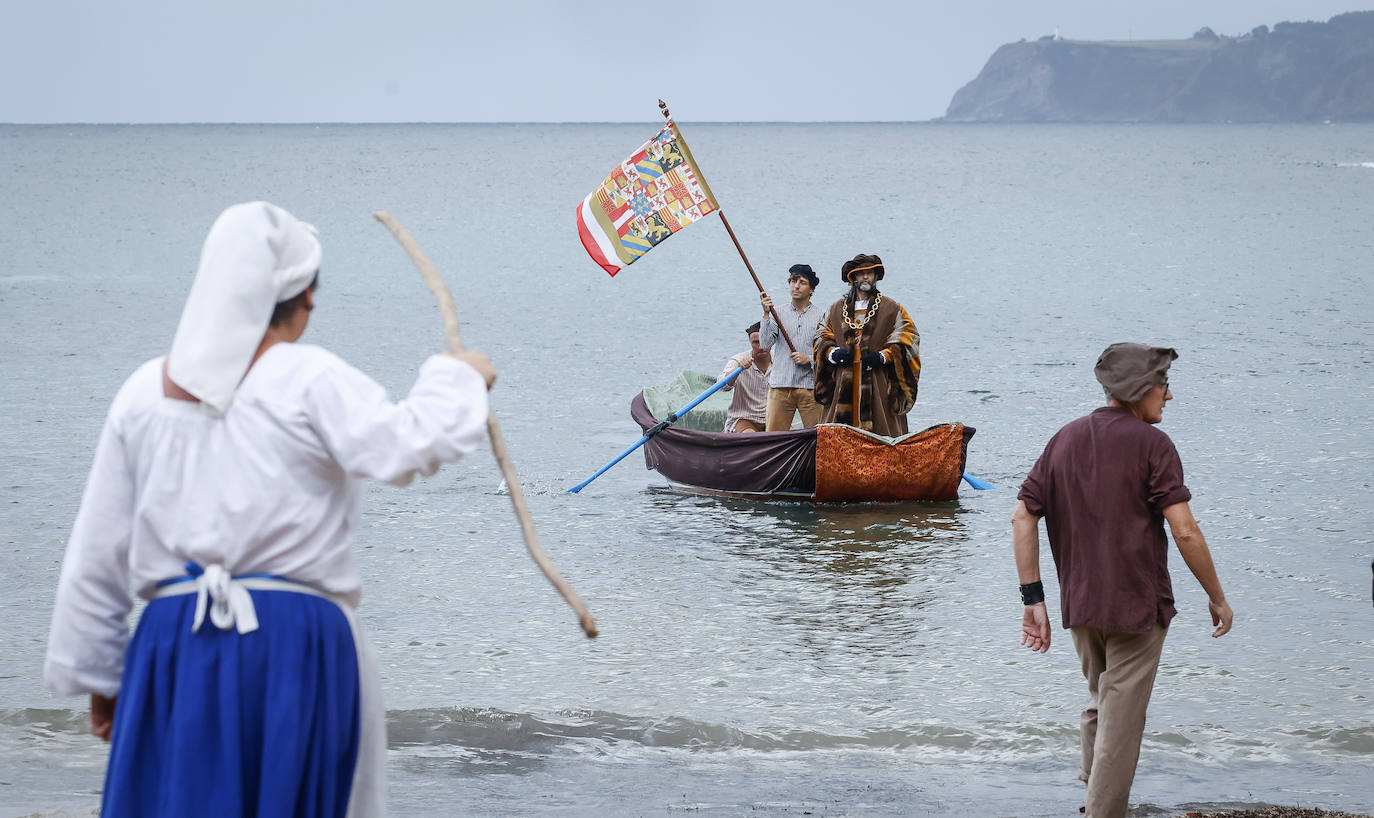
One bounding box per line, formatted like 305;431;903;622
1095;343;1177;402
787;263;819;288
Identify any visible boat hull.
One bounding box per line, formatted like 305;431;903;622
631;391;974;503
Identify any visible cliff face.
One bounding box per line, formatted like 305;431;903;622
944;12;1374;122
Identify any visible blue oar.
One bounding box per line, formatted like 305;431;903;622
567;366;745;494
962;472;995;490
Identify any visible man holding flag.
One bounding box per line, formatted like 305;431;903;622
759;264;823;431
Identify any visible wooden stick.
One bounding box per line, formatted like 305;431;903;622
845;284;863;429
373;211;598;639
717;212;797;354
851;339;863;429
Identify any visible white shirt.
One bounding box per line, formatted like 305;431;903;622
44;343;489;697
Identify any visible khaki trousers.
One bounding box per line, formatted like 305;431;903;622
1071;623;1168;818
765;387;822;431
729;417;765;433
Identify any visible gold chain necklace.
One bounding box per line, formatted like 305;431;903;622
841;292;882;332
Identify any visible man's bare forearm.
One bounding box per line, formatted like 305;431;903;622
1012;501;1042;584
1164;502;1226;602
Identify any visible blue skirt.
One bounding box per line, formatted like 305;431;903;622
102;586;362;818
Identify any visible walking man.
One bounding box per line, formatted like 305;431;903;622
1013;342;1234;818
758;263;823;430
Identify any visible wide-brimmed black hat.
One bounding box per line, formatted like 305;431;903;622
787;263;819;288
841;253;884;284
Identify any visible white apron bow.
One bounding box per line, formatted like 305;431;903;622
191;564;260;634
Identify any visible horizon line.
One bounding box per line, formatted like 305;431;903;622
1;119;950;126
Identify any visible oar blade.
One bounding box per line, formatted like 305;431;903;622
962;472;995;491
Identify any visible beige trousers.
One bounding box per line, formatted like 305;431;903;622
1071;623;1168;818
729;417;765;433
765;387;822;431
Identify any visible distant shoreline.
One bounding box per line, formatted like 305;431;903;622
3;119;1373;127
945;12;1374;123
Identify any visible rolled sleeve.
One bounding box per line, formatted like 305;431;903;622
1017;442;1053;517
758;319;780;349
1147;440;1192;512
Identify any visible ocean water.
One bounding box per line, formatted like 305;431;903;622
1;122;1371;817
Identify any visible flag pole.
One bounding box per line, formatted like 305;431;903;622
658;99;797;355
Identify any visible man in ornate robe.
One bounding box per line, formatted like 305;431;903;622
813;253;921;436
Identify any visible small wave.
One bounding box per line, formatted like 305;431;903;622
1333;161;1374;169
0;708;88;732
16;706;1367;764
385;706;1075;757
0;274;64;283
1289;725;1374;754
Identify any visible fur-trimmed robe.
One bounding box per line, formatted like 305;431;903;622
813;290;921;436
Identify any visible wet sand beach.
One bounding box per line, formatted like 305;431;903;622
15;804;1374;817
1181;808;1372;818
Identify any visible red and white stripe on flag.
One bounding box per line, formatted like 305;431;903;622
574;121;719;277
576;193;623;275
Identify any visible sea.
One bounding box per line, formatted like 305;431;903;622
1;122;1371;817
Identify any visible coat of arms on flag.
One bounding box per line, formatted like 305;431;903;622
576;121;720;276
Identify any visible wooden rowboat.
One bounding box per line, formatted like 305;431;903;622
631;372;976;502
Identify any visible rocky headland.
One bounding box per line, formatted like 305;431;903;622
944;11;1374;122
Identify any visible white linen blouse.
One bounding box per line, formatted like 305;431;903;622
44;343;489;697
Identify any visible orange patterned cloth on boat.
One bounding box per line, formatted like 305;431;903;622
814;423;967;502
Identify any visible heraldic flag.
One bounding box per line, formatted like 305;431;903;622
576;121;720;276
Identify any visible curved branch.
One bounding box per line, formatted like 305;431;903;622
373;211;598;638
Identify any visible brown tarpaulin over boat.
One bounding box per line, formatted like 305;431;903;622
631;392;817;495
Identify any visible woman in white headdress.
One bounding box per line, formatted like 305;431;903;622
44;202;496;817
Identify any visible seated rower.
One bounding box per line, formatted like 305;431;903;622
719;321;772;433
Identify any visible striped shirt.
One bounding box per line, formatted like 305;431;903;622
758;300;823;389
719;352;771;430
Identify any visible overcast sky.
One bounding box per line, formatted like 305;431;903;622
1;1;1362;123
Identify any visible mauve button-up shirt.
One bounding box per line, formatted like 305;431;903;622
1018;406;1192;633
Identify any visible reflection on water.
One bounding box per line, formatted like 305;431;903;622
642;488;974;663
